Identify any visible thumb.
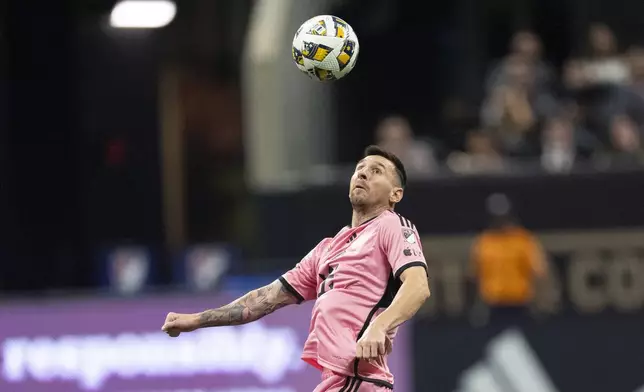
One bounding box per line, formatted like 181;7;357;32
162;320;176;331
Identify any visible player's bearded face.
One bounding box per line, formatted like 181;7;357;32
349;156;400;207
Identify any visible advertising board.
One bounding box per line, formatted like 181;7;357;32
0;293;411;392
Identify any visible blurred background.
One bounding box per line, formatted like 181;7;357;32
1;0;644;391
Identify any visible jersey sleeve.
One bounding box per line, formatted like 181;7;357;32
279;239;326;303
380;215;428;280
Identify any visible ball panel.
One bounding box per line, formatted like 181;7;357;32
336;39;357;71
342;37;360;77
301;42;333;62
313;67;337;82
307;19;328;36
299;34;344;49
331;16;348;38
292;46;305;67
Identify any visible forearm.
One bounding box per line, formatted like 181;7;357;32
197;280;297;328
371;277;430;332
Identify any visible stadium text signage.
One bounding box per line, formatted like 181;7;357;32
0;293;411;392
418;229;644;318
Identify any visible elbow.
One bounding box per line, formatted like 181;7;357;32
420;284;431;303
399;268;431;304
415;279;431;303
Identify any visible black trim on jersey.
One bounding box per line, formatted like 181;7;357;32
395;212;413;229
397;214;405;227
338;377;368;392
350;274;399;390
394;261;428;281
278;277;305;304
339;377;353;392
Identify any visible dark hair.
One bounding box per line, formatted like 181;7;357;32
363;145;407;188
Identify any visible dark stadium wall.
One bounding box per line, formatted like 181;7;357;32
252;170;644;263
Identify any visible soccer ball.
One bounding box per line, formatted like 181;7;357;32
291;15;360;81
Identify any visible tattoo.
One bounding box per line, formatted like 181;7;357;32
198;280;298;327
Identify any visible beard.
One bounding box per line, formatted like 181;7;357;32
349;189;371;210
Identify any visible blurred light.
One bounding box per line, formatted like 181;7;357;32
109;0;176;29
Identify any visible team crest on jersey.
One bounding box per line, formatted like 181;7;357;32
402;228;417;244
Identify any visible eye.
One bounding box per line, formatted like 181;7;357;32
372;167;382;174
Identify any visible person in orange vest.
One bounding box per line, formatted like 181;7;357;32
469;193;547;327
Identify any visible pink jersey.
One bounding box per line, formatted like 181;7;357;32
280;210;427;389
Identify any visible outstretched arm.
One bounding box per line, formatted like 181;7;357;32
161;280;298;336
199;279;298;327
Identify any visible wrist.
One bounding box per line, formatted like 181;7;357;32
371;315;392;333
194;312;207;328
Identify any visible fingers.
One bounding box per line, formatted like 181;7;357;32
162;312;178;333
378;340;386;356
162;322;180;337
371;342;380;358
356;339;385;360
363;344;372;359
358;343;371;359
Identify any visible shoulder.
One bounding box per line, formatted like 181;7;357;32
305;237;333;260
376;211;418;244
378;210;417;231
315;237;334;251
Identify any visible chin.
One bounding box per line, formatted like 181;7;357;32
350;194;367;206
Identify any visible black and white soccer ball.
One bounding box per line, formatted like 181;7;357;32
292;15;360;82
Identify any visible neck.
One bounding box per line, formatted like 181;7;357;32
351;205;390;227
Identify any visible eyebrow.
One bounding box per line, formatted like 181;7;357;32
373;161;387;170
357;159;388;171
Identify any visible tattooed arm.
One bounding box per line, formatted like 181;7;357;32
161;280;298;336
198;280;298;327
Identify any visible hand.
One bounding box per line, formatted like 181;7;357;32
161;312;200;337
356;324;393;361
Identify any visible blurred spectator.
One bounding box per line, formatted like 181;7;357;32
540;117;577;173
481;55;557;156
562;58;590;94
564;40;644;142
596;114;644;168
485;30;556;95
447;131;505;174
468;193;548;326
580;23;630;86
618;47;644;127
628;46;644;100
540;110;599;173
375;115;438;178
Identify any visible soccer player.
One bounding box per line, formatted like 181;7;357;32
161;145;431;391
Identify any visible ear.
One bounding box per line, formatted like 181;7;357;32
390;187;403;204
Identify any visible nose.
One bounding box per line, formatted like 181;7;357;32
358;170;368;181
